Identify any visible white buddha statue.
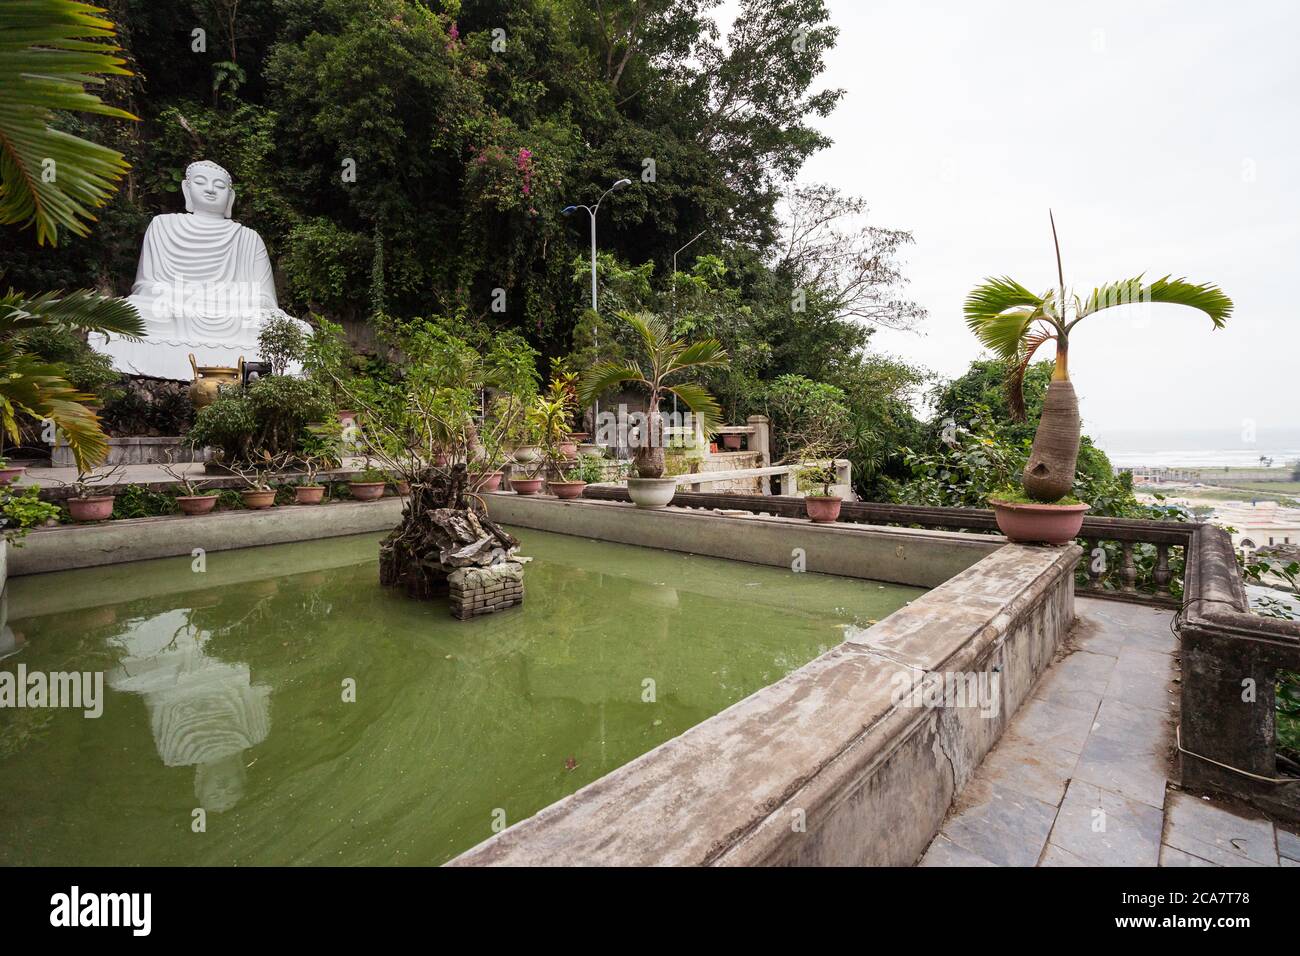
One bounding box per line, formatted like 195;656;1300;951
91;159;305;380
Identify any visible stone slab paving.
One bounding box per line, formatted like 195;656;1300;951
920;596;1297;867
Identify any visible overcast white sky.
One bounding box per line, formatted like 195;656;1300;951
778;0;1300;442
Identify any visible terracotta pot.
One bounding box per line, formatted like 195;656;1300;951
511;477;544;495
558;441;578;459
470;471;503;492
241;489;277;510
989;499;1089;545
722;434;743;451
393;480;411;496
804;495;842;523
569;432;590;442
627;476;677;508
511;445;541;464
549;480;587;499
176;495;218;515
0;466;26;485
349;481;386;501
294;485;326;505
68;495;114;522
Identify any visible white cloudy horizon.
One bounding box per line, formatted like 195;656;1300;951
776;0;1299;449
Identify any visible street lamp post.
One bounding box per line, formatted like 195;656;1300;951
669;230;707;418
563;178;632;438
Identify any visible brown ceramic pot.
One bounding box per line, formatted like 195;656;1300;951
989;500;1089;545
349;481;386;501
68;495;114;522
548;480;587;499
241;489;277;510
176;495;218;515
804;495;842;523
294;485;326;505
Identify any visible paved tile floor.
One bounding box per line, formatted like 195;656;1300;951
920;597;1300;867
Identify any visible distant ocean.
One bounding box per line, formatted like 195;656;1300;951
1092;428;1300;470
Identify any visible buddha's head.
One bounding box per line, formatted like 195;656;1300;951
182;160;235;218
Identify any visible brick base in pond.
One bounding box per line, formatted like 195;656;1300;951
448;562;525;619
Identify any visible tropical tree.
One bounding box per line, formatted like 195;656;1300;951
0;1;144;470
0;290;142;467
578;312;728;478
0;0;135;244
963;215;1232;502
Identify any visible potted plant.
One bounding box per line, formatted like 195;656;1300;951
550;453;605;500
160;458;218;515
294;424;341;505
58;465;124;522
229;452;285;510
578;312;728;509
0;454;25;486
965;214;1232;544
797;460;843;522
349;464;388;501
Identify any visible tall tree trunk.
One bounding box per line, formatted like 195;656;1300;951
1022;379;1080;501
633;407;665;478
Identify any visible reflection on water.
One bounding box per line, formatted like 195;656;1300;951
109;611;270;813
0;528;923;865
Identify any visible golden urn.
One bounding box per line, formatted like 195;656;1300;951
188;353;244;408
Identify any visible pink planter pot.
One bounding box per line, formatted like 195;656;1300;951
393;480;411;496
349;481;386;501
804;495;842;523
511;477;543;495
722;434;743;451
548;480;587;499
558;441;578;459
470;471;503;492
177;495;218;515
0;466;26;485
990;500;1089;545
68;495;114;522
241;489;277;510
294;485;326;505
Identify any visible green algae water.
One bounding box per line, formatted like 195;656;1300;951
0;528;921;865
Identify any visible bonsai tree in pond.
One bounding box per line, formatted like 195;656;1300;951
577;312;728;478
964;215;1233;506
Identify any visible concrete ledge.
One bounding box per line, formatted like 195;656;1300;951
7;499;404;576
482;493;1000;588
449;516;1080;866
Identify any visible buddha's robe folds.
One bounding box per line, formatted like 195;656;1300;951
91;213;301;380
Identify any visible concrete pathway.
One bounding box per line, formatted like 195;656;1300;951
920;597;1300;867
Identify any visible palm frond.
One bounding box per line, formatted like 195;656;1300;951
663;381;723;434
1;288;143;338
0;0;138;245
577;359;645;407
666;338;728;374
963;277;1047;358
0;351;107;468
1005;330;1054;423
1077;275;1233;328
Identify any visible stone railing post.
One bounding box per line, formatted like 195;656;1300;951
747;415;771;467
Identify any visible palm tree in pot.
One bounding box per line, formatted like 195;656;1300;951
964;214;1232;543
578;313;728;508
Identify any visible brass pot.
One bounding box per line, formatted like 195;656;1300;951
188;353;243;408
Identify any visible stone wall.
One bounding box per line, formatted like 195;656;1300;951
448;511;1081;866
448;563;525;619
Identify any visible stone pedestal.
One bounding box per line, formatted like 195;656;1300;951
448;562;525;620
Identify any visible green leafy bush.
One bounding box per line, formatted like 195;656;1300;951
187;376;333;462
1;485;61;544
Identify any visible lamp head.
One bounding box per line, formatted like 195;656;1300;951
562;205;577;216
613;178;632;190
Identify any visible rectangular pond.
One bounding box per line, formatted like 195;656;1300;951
0;527;922;865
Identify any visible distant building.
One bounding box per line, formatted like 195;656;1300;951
1212;501;1300;553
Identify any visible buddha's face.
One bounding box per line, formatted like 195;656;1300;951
184;168;233;218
